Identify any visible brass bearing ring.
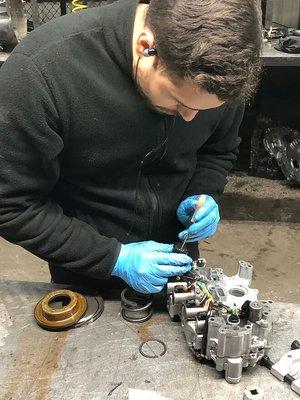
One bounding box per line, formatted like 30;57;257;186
34;289;87;330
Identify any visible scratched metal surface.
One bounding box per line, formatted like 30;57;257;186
0;280;299;400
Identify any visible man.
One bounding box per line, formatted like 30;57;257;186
0;0;262;293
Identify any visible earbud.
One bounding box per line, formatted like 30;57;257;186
143;48;157;57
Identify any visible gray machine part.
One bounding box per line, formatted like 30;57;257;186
264;127;300;184
0;0;26;47
167;260;273;384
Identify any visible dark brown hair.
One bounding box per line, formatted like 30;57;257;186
146;0;263;102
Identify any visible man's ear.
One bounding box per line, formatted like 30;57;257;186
135;29;155;57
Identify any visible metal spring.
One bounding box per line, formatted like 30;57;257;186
120;288;153;323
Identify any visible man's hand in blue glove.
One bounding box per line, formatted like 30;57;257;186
177;194;220;242
111;241;193;294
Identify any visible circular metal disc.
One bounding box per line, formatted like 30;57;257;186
34;290;87;330
73;295;104;327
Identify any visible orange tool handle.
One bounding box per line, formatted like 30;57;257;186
190;195;206;223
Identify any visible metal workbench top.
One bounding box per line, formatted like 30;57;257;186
0;280;299;400
262;41;300;66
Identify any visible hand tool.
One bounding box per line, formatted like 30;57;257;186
179;195;206;251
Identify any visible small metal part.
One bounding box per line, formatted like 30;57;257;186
65;286;104;328
196;258;206;268
139;339;167;358
291;340;300;350
264;127;300;184
243;387;264;400
34;289;87;330
237;260;253;283
121;288;153;323
73;294;104;327
173;242;189;255
249;301;263;322
179;234;189;251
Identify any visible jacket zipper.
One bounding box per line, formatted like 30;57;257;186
144;175;161;239
144;117;170;238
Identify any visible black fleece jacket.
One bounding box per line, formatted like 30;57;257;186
0;0;244;282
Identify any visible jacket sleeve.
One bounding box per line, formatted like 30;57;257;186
0;52;120;279
183;103;244;202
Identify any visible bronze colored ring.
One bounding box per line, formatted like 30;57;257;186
34;289;87;330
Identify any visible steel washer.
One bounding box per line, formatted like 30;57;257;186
73;294;104;327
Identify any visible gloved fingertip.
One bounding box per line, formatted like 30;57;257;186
177;264;193;275
177;254;193;264
178;230;188;241
153;242;174;253
151;285;164;293
163;244;176;253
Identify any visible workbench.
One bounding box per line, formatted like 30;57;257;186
0;280;299;400
262;41;300;66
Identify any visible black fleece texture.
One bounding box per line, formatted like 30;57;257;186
0;0;244;283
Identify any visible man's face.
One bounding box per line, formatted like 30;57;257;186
137;64;224;122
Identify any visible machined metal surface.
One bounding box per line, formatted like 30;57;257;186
34;289;87;330
73;294;104;327
167;260;274;384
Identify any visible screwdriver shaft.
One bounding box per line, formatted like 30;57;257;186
179;195;206;251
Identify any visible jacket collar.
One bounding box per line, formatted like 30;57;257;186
102;0;140;78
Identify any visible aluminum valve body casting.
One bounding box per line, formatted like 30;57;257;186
167;259;273;384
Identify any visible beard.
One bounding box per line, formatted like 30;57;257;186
133;63;179;117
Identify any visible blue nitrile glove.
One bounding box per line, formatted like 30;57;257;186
111;241;193;294
177;194;220;242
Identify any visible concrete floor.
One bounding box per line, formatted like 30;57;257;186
0;220;299;303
